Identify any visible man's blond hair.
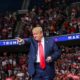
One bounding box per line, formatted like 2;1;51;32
32;26;43;33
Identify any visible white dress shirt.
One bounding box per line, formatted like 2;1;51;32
36;37;45;63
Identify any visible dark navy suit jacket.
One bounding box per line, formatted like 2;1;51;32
27;37;61;77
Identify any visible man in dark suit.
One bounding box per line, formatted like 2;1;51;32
27;26;61;80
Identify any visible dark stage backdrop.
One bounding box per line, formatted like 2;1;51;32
0;0;23;12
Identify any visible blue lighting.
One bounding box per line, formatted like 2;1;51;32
0;33;80;46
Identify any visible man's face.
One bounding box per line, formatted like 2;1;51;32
32;30;43;41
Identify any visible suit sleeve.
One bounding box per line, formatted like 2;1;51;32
27;40;35;76
51;41;61;61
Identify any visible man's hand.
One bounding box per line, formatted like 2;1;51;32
17;37;24;45
46;56;52;63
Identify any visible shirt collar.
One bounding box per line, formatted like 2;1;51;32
41;37;44;42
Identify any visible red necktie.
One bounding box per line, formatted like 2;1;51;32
38;42;46;69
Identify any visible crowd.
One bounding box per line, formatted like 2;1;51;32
0;12;17;39
0;0;80;80
0;52;30;80
0;0;80;39
0;46;80;80
18;0;80;38
55;46;80;80
0;12;16;39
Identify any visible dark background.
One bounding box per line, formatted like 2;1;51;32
0;0;23;12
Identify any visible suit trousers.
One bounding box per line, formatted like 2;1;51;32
32;63;54;80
